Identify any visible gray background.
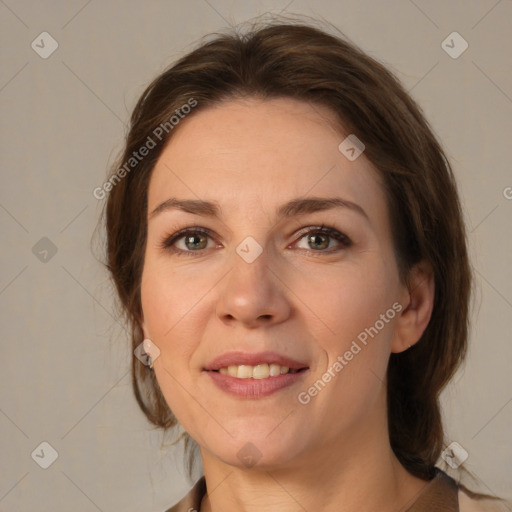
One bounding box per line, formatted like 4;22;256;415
1;0;511;510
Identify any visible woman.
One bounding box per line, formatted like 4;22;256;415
103;19;508;512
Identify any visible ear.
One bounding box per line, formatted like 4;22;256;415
391;261;435;353
139;312;150;339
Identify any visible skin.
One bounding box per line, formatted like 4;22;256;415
141;97;435;512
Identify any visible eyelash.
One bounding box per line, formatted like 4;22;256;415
160;225;353;257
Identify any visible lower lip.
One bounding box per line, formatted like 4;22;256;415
204;369;309;398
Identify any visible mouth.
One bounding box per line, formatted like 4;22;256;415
202;351;309;398
203;351;309;378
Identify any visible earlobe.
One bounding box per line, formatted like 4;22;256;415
391;262;435;354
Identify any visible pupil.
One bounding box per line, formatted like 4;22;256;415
309;233;328;250
186;234;206;250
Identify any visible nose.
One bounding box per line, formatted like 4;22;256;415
215;247;292;328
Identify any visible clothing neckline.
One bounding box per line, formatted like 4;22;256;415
165;468;459;512
405;468;459;511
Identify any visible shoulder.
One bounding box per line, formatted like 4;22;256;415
458;488;511;512
163;476;206;512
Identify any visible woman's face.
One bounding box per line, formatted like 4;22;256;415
141;97;411;470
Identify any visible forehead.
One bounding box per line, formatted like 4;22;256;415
148;97;387;224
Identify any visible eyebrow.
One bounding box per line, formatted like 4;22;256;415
149;196;368;221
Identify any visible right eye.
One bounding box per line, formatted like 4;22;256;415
161;227;220;256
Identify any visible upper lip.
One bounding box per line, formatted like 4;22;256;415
203;351;309;371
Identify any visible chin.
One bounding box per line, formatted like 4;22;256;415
203;428;307;470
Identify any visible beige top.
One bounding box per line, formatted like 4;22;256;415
164;470;509;512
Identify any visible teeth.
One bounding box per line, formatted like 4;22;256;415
217;364;300;379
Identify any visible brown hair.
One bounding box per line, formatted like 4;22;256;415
104;18;471;481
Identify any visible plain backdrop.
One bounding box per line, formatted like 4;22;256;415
1;1;511;510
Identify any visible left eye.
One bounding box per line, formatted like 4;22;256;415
295;227;352;251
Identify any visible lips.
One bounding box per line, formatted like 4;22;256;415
206;368;308;398
203;350;309;371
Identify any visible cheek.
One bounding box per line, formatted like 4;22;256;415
141;262;202;371
140;254;226;388
141;254;215;337
292;259;398;413
291;259;398;348
140;263;210;423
